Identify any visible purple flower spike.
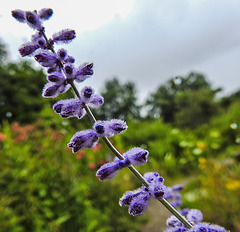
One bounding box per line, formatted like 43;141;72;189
12;9;26;23
187;209;203;224
68;129;99;153
107;119;128;136
18;42;39;56
123;147;149;166
128;192;151;216
52;29;76;43
74;63;94;83
25;11;42;30
80;86;95;103
38;8;53;20
34;49;57;67
96;159;128;181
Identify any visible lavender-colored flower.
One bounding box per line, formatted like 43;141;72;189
52;29;76;43
128;192;151;216
68;129;99;153
144;172;163;183
53;98;85;119
65;55;75;63
107;119;128;136
166;215;183;228
148;179;166;199
12;9;26;23
187;209;203;224
57;48;68;61
42;82;70;98
190;223;227;232
38;8;53;20
96;159;128;181
18;42;39;56
63;63;75;80
88;94;104;108
25;11;42;30
47;71;65;83
123;147;149;166
74;63;94;83
172;184;183;191
119;188;144;206
80;86;95;103
34;49;57;67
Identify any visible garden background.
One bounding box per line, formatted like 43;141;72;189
0;35;240;231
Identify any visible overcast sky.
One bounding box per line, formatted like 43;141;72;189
1;0;240;102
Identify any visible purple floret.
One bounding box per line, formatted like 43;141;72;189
123;147;149;166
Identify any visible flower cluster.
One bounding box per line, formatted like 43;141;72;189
119;172;166;216
12;8;229;232
164;209;227;232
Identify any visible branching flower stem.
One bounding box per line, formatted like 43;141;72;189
42;29;193;230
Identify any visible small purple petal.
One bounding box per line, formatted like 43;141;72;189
42;82;70;98
34;49;57;67
74;63;93;83
25;11;42;30
64;63;75;80
80;86;95;103
93;121;110;137
123;147;149;166
68;130;99;153
89;94;104;108
119;188;145;207
65;55;75;63
52;29;76;43
190;223;227;232
166;215;183;228
18;42;39;56
12;9;26;23
47;71;65;83
107;119;128;136
96;160;127;181
172;184;183;191
187;209;203;224
38;8;53;20
57;48;68;61
128;192;151;216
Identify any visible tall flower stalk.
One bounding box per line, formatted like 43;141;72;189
11;8;228;232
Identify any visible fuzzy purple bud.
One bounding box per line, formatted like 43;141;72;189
166;215;183;228
190;223;227;232
89;95;104;108
96;159;128;181
34;50;57;67
172;184;183;191
57;48;68;61
47;71;65;83
93;121;108;136
65;55;75;63
80;86;95;103
68;130;99;153
52;29;76;43
25;11;42;30
107;119;128;136
74;63;93;83
18;42;39;56
119;188;144;207
38;8;53;20
123;147;149;166
42;82;70;98
128;192;151;216
53;99;86;119
63;63;75;80
144;172;161;183
187;209;203;224
12;9;26;23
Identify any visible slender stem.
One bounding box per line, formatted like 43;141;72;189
41;29;193;229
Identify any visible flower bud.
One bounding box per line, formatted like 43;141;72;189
80;86;95;103
12;9;26;23
119;189;144;207
68;130;99;153
38;8;53;20
18;42;39;56
34;50;57;67
52;29;76;43
123;147;149;166
25;11;42;30
74;63;93;83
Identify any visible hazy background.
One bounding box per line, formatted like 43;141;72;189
1;0;240;101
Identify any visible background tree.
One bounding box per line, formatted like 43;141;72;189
0;38;7;64
93;77;141;121
145;72;221;128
